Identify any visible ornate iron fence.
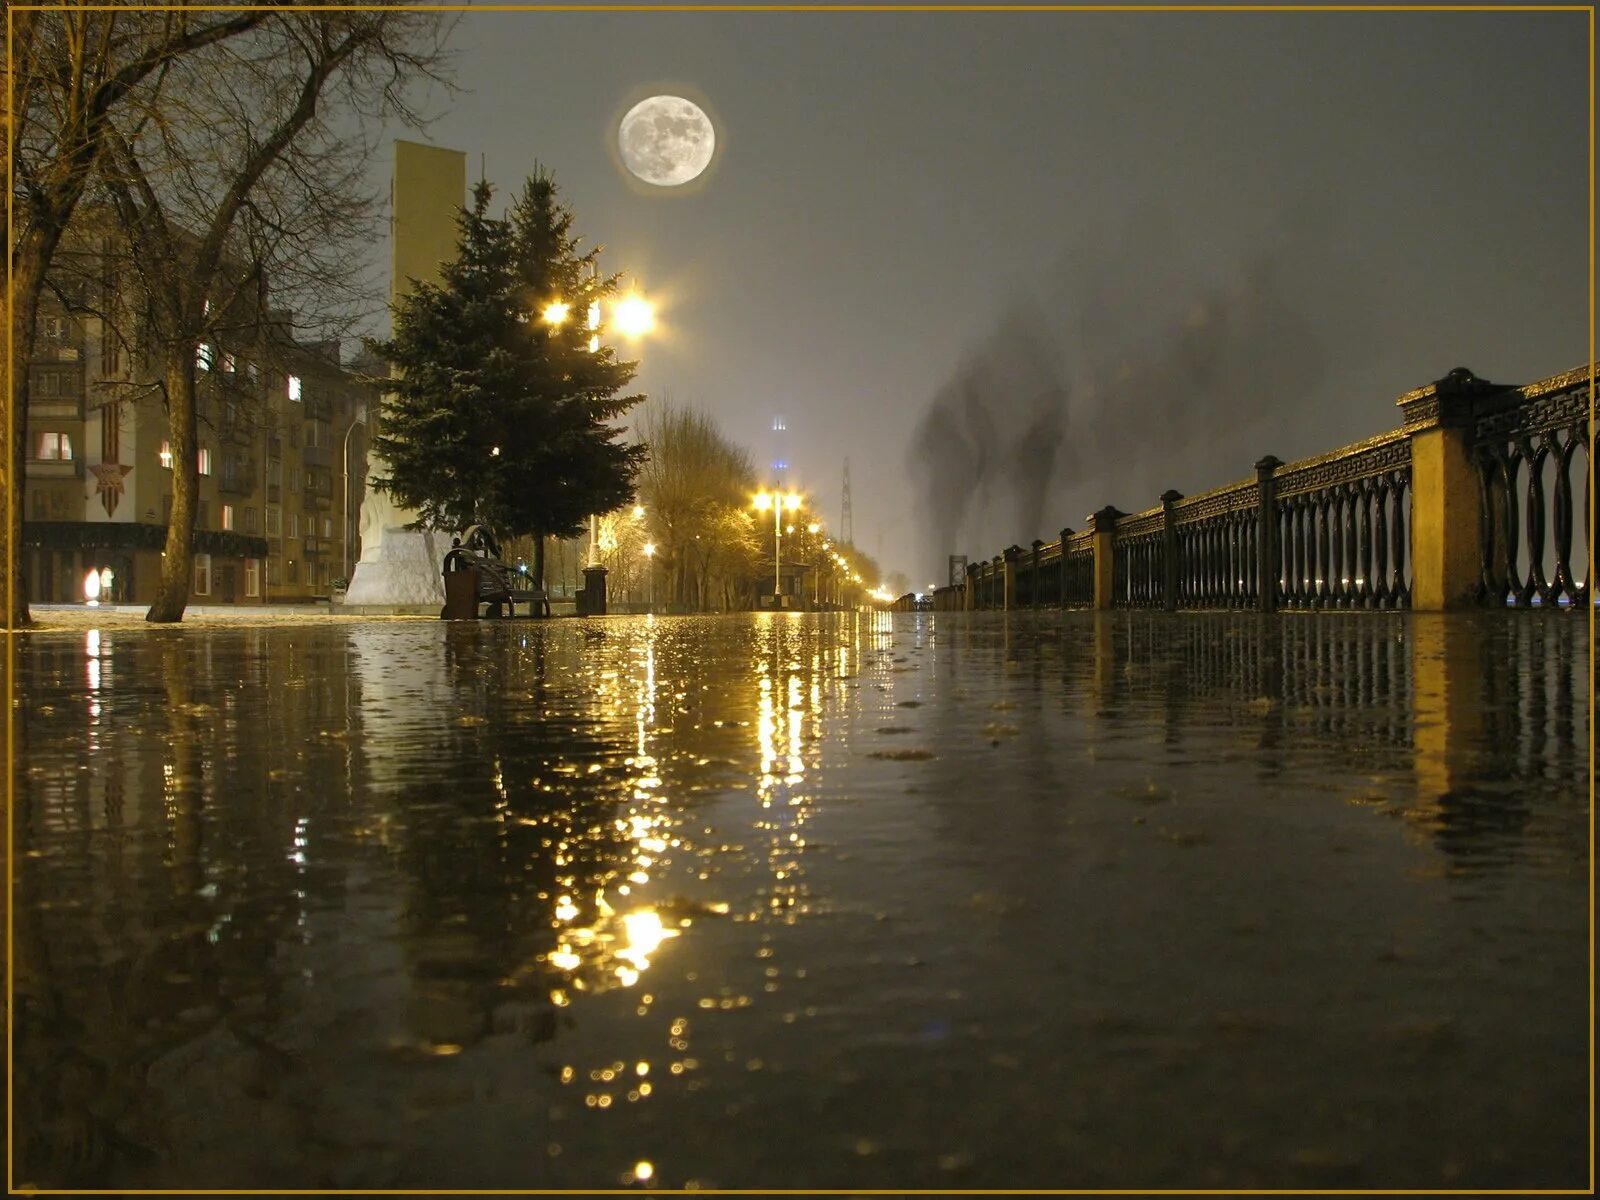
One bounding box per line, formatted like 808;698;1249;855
952;362;1591;615
1272;430;1412;610
1467;365;1591;608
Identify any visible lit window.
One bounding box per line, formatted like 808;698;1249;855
193;553;212;597
33;431;73;460
287;375;302;402
221;504;234;531
159;441;172;469
197;447;212;476
322;516;332;538
197;343;214;371
244;558;260;597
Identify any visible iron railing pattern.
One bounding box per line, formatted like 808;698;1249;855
1274;430;1412;610
1468;365;1591;608
1172;482;1259;610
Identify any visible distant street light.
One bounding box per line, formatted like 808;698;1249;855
754;490;802;604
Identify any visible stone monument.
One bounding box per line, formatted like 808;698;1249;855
343;140;467;607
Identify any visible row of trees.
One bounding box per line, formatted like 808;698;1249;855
7;5;453;624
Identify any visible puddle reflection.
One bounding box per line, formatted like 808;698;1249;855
12;611;1588;1190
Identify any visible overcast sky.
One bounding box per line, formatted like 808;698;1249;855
378;9;1587;586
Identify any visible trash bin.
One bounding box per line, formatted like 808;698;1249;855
442;566;480;620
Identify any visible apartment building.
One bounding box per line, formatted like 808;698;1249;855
21;236;374;606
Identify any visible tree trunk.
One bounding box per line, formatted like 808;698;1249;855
533;536;547;592
6;237;54;627
146;354;199;622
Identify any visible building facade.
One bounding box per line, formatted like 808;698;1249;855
21;238;373;606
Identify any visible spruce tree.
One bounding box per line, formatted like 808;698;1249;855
369;171;646;590
369;180;520;532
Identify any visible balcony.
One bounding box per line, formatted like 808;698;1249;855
219;469;255;497
302;491;331;513
25;458;82;480
266;483;281;504
301;445;332;469
303;535;325;557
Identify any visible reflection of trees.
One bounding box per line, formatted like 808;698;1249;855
17;624;440;1187
13;629;316;1188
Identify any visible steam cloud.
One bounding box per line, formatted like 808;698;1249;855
909;202;1343;582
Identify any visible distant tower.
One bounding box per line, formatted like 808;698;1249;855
771;414;789;487
840;458;854;545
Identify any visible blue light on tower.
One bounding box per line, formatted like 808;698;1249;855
771;415;789;487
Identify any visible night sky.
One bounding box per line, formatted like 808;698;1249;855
376;9;1587;585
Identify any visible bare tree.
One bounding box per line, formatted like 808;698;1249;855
6;4;272;625
636;400;761;611
90;10;451;621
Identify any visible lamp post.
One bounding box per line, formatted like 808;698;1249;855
542;281;654;608
643;541;655;612
753;490;801;606
341;404;366;582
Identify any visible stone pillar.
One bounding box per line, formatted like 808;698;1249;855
1398;369;1500;611
1254;457;1282;613
1089;507;1124;611
345;141;468;608
1159;490;1183;612
1001;546;1022;611
1030;539;1044;609
964;561;978;611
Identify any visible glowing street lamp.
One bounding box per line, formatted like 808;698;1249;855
754;490;802;604
542;301;571;327
612;293;656;340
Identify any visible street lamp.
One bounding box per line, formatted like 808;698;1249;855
753;490;801;605
540;283;655;572
341;403;367;583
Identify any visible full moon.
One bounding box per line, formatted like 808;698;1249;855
618;95;715;187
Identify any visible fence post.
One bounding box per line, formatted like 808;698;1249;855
1059;527;1074;608
1255;456;1282;613
1002;546;1022;611
1089;507;1124;610
1398;367;1498;611
1160;490;1183;612
964;561;978;611
1030;540;1043;608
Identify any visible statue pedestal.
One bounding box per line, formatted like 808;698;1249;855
344;526;449;606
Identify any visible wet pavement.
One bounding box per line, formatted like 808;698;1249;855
10;611;1591;1190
